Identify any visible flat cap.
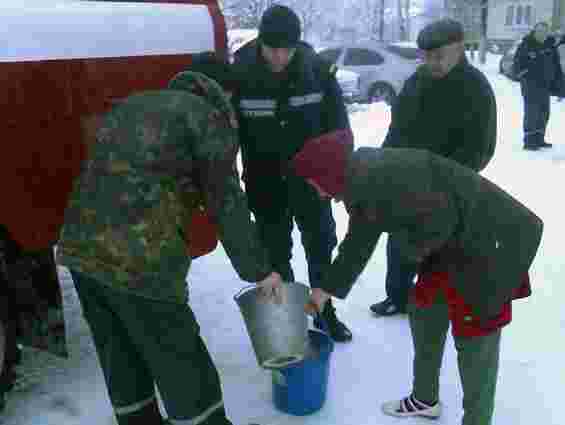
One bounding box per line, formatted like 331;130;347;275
417;19;464;50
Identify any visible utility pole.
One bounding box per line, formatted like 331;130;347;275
479;0;488;64
379;0;385;41
443;0;450;19
552;0;562;31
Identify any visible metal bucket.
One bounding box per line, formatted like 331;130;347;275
234;282;309;369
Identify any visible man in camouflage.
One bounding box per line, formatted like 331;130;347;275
57;54;282;425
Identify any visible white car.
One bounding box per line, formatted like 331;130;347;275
228;28;258;62
318;42;422;105
334;68;361;103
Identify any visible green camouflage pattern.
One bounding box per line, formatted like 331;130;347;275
57;72;271;303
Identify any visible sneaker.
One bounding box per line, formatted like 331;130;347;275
314;300;352;342
370;298;406;316
382;394;442;419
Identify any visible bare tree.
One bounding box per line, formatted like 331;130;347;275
286;0;325;41
348;0;384;41
379;0;386;40
222;0;278;29
397;0;408;41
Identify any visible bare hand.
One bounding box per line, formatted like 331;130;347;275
306;288;331;315
257;272;285;304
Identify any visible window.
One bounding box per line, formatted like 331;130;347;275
317;48;342;64
524;5;532;25
505;5;514;26
516;5;523;25
343;48;384;66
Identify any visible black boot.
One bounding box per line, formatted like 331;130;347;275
369;298;407;316
314;299;352;343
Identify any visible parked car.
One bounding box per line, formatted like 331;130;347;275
499;38;522;81
500;36;565;82
228;28;258;62
317;42;421;105
333;68;361;103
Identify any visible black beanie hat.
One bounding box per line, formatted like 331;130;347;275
259;5;301;48
186;51;237;91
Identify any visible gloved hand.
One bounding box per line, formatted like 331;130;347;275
256;271;285;304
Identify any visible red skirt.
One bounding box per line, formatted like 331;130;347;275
410;271;531;337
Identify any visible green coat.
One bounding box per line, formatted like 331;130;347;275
320;147;543;320
57;72;271;303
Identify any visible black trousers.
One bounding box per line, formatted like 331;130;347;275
244;172;337;287
521;81;551;147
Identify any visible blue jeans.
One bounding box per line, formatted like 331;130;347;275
384;236;417;308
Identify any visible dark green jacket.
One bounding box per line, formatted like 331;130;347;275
58;73;271;303
319;147;543;320
383;57;497;172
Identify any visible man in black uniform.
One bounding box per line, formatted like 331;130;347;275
233;5;354;342
514;22;565;150
370;19;497;317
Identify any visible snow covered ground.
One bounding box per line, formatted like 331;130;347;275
3;54;565;425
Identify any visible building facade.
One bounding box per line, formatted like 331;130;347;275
488;0;565;52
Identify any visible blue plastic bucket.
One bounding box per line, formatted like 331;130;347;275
272;329;334;415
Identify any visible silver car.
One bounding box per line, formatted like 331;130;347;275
318;42;422;105
335;68;361;103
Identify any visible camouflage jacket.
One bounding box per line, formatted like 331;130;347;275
57;72;271;303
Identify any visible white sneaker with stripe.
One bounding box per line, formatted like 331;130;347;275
382;394;442;419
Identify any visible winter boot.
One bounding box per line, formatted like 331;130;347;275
314;299;352;342
369;298;407;316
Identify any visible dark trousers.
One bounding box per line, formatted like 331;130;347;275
384;236;417;308
245;173;337;287
521;81;551;147
72;271;232;425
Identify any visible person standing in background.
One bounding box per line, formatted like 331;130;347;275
514;22;565;150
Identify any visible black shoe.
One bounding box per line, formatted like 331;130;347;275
540;142;553;148
370;298;406;316
314;300;352;343
523;144;541;151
